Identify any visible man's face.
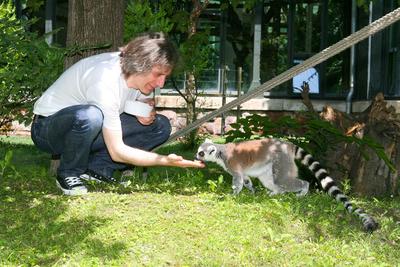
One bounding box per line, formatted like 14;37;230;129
125;65;172;95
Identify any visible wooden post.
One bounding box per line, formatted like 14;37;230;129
236;66;242;121
49;154;60;176
221;65;228;135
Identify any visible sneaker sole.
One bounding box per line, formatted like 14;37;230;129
80;174;103;183
56;181;88;196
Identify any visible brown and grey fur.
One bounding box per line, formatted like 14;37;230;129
195;138;378;232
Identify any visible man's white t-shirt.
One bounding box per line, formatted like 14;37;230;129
33;52;150;132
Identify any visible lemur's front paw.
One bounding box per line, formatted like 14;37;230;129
232;185;242;195
267;190;280;196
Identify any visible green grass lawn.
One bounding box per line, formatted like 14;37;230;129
0;135;399;266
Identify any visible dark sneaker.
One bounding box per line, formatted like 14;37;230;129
56;176;88;196
80;169;118;183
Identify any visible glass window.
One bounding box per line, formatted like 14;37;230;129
162;0;352;98
387;1;400;96
261;2;290;96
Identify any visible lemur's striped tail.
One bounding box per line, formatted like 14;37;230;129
295;146;378;232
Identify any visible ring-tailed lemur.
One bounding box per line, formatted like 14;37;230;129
195;138;378;232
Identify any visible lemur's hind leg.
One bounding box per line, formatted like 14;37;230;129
257;163;285;195
243;176;255;193
258;174;285;195
272;152;309;196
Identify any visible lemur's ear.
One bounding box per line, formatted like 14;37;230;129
204;138;213;144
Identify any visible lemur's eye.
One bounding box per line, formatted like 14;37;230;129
209;149;215;154
198;151;205;157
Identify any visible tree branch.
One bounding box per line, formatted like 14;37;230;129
300;82;315;113
170;77;188;102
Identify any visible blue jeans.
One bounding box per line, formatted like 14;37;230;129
31;105;171;178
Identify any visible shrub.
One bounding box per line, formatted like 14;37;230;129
0;1;64;129
225;112;394;170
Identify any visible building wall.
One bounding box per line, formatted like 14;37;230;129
155;95;379;113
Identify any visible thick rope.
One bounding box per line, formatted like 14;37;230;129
156;7;400;149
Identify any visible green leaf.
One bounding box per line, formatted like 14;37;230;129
4;150;13;166
217;175;224;184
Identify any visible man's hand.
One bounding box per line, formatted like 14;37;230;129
103;128;205;168
137;109;156;125
137;98;156;125
166;154;205;168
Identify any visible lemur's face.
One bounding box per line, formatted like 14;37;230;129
195;139;218;163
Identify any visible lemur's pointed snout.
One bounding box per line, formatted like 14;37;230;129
194;154;204;163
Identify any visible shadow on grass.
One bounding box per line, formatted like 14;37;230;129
0;138;128;265
226;182;400;241
228;191;365;238
0;183;129;265
1;136;399;262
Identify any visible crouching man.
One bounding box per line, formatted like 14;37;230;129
31;32;204;195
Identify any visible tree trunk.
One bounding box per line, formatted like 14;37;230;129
64;0;124;68
347;94;399;196
303;91;399;197
182;0;209;147
50;0;124;175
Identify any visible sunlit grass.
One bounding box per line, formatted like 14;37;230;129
0;135;399;266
